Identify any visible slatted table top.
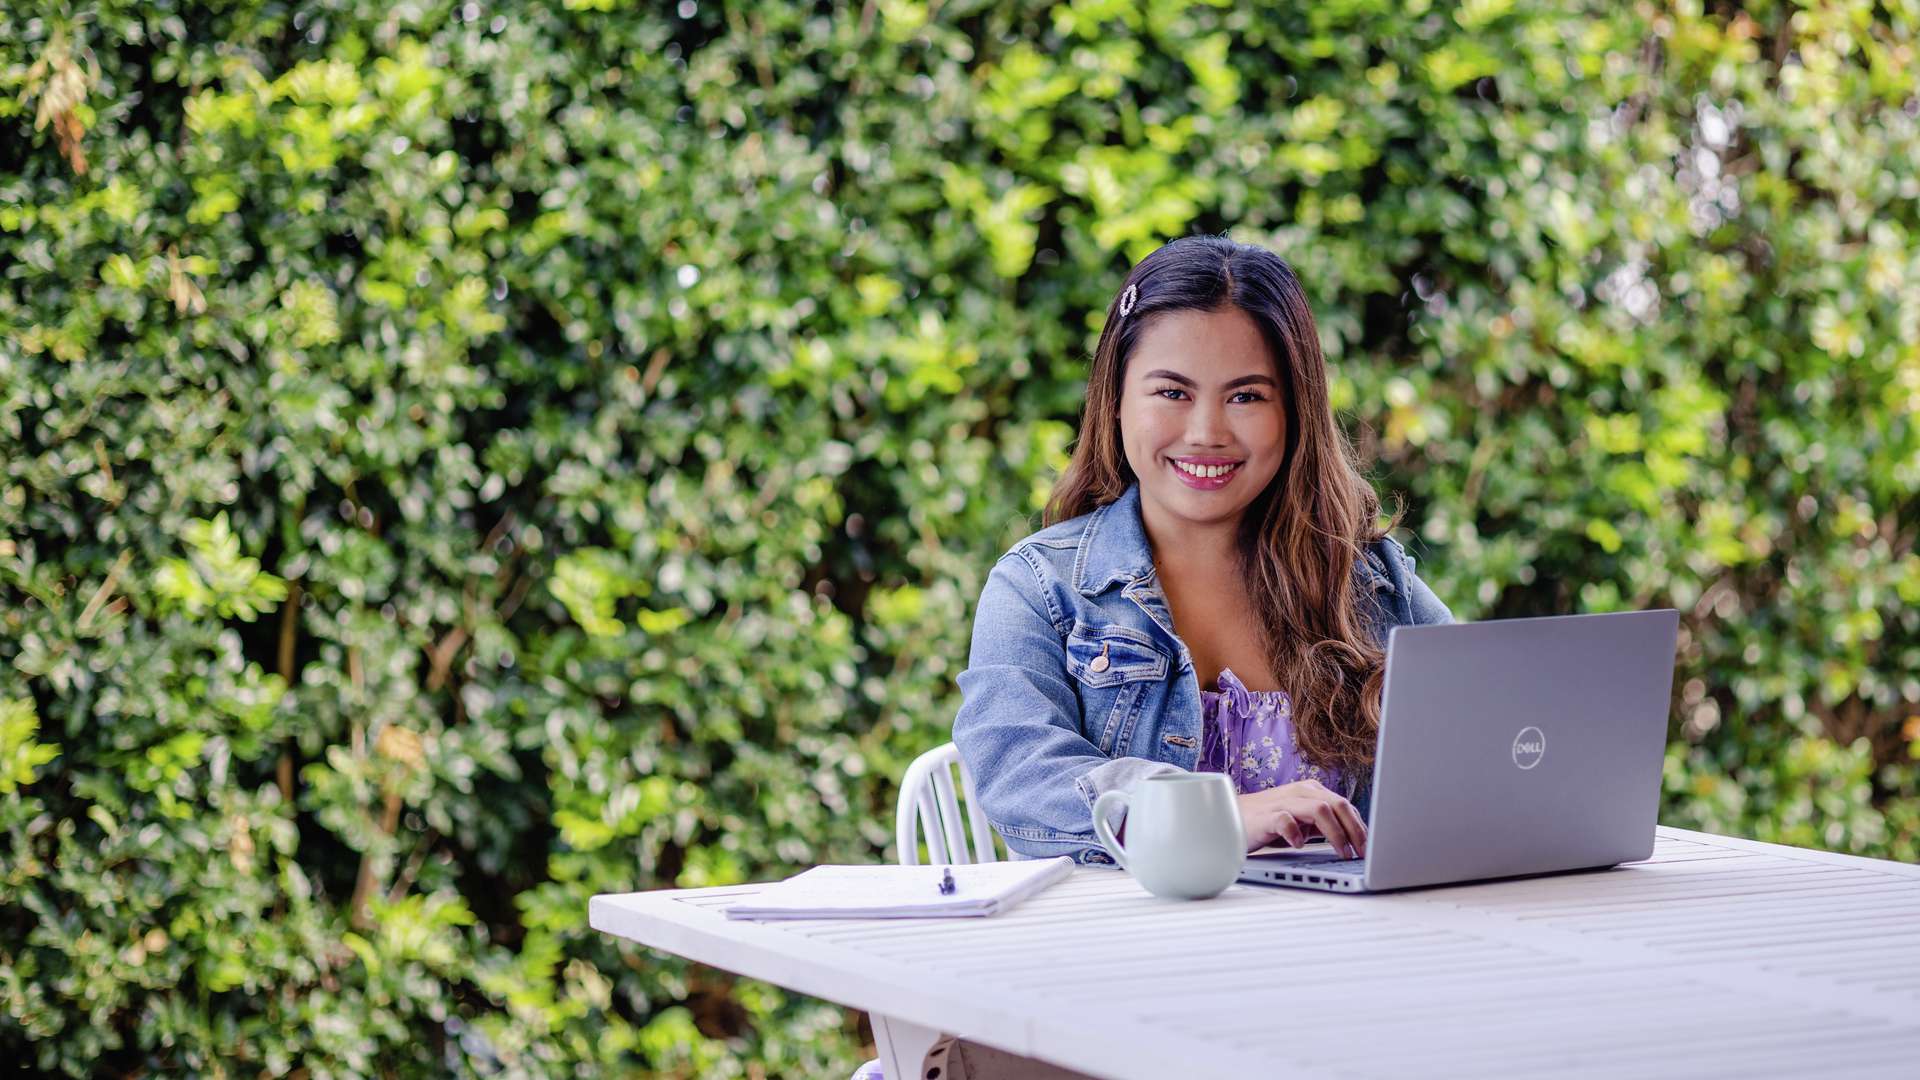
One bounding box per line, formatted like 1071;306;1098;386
589;827;1920;1079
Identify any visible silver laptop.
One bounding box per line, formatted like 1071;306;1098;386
1239;609;1680;894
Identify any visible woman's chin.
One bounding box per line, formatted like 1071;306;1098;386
1148;480;1257;528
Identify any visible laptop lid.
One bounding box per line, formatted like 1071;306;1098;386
1362;609;1680;892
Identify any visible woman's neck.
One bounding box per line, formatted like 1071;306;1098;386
1138;498;1242;571
1140;501;1278;691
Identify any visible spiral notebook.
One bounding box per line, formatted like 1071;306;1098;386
723;857;1075;921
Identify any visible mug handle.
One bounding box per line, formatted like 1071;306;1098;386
1091;789;1132;872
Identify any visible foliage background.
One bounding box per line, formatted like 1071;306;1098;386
3;0;1917;1075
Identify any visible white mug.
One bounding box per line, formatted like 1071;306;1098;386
1092;772;1244;900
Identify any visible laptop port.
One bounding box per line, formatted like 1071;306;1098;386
1307;876;1322;883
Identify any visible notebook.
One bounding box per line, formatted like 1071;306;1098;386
723;857;1075;921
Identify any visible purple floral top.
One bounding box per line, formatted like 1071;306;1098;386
1196;667;1352;798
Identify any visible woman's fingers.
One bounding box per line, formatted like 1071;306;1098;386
1240;787;1368;857
1269;809;1306;848
1328;797;1367;858
1241;791;1301;850
1245;790;1367;854
1311;800;1356;858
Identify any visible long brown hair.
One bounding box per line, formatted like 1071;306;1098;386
1045;235;1400;773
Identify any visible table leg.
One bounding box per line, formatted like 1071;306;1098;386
871;1013;953;1080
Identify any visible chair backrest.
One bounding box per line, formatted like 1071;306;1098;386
895;742;1001;865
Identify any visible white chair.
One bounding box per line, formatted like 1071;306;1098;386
894;742;1001;865
853;744;1002;1080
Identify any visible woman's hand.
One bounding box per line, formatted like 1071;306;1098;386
1236;779;1367;858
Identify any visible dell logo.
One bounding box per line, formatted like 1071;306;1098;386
1512;726;1546;770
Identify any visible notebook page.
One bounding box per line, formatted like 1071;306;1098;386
724;857;1074;920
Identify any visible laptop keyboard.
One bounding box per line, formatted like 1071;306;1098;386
1282;854;1367;874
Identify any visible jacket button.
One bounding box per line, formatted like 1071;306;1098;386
1089;655;1109;672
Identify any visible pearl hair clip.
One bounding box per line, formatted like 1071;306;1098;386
1119;284;1138;318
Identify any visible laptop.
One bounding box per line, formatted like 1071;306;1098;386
1239;609;1680;894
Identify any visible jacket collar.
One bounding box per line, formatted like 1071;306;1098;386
1072;484;1158;596
1071;483;1395;596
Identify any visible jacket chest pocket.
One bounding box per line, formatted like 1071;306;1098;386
1064;624;1170;755
1064;624;1170;688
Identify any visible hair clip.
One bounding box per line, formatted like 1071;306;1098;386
1119;284;1138;318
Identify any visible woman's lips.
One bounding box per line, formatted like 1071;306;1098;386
1168;458;1243;491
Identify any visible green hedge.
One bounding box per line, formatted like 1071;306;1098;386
3;1;1916;1075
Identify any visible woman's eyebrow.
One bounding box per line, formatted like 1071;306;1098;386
1140;369;1198;387
1140;368;1276;389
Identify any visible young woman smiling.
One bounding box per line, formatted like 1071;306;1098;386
951;235;1454;866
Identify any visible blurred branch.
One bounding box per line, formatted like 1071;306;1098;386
386;828;439;906
639;346;671;401
352;727;423;928
425;623;468;693
426;512;524;692
1458;434;1505;520
277;581;302;805
76;550;130;631
350;785;404;930
727;7;776;92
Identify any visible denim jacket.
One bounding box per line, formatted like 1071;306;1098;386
951;483;1454;865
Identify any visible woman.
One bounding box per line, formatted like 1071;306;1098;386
951;234;1453;867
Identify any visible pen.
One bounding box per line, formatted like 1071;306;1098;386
938;867;956;895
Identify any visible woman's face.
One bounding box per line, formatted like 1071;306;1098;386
1117;305;1288;535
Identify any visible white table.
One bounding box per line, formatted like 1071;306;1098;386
590;827;1920;1079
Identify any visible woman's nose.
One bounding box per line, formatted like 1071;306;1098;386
1186;400;1231;446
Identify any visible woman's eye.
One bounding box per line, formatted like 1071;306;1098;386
1155;387;1188;401
1231;391;1268;403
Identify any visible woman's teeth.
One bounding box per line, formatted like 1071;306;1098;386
1174;460;1240;478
